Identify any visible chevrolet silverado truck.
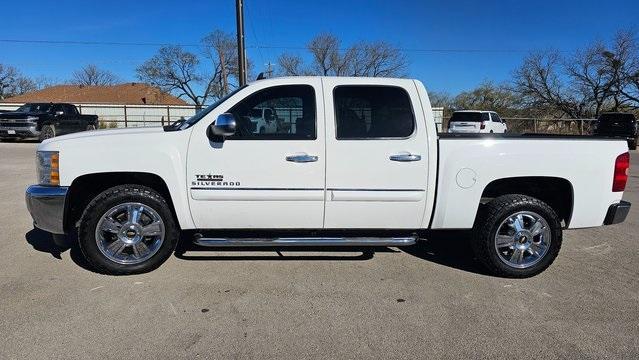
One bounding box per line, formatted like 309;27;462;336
25;77;631;277
0;103;98;141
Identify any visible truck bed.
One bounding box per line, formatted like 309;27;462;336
431;135;628;229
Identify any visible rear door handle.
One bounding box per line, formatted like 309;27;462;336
389;153;422;162
286;154;318;163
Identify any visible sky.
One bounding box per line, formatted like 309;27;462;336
0;0;637;96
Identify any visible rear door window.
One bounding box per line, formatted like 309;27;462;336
333;86;415;139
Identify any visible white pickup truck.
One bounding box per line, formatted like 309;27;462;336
26;77;631;277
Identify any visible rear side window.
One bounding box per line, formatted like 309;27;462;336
64;104;78;115
334;86;415;139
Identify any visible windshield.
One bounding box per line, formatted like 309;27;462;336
180;86;247;129
16;103;52;113
450;112;483;122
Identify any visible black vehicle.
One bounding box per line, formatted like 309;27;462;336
593;112;638;150
0;103;99;142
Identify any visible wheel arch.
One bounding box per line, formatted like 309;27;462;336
479;176;574;227
64;172;180;233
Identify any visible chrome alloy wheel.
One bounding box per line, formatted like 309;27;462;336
494;211;551;269
95;202;165;265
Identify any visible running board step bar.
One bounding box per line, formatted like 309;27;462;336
193;236;417;247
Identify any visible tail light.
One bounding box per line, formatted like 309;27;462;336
480;122;486;130
613;152;630;192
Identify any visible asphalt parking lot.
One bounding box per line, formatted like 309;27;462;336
0;141;637;359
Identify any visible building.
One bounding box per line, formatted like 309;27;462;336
0;83;197;127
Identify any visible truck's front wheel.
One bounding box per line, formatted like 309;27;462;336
472;194;562;278
78;185;178;275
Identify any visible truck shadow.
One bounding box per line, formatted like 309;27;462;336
25;228;95;272
400;231;490;276
26;228;488;275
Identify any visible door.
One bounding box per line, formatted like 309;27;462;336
322;79;429;229
49;104;69;135
186;80;326;229
64;104;86;131
490;112;506;133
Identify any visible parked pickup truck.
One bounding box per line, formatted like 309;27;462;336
25;77;631;277
0;103;98;141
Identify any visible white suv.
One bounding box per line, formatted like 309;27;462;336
447;110;507;133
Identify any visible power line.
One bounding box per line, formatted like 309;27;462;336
244;0;265;66
0;38;569;54
0;38;201;47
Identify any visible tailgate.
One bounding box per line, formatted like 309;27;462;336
449;121;480;133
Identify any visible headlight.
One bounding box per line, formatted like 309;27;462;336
36;151;60;186
26;116;38;122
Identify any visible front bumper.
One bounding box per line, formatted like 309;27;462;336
604;200;631;225
25;185;68;234
0;125;40;138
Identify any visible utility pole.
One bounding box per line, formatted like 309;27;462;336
235;0;247;86
265;62;273;78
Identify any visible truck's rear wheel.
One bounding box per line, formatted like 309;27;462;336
78;185;178;275
472;194;562;278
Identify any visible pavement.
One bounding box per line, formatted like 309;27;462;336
0;141;637;360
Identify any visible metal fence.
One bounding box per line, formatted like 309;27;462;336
439;117;597;135
0;101;597;135
0;103;198;128
501;118;596;135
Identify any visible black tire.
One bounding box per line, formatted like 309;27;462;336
87;124;96;131
78;185;179;275
471;194;562;278
629;139;637;150
39;125;56;142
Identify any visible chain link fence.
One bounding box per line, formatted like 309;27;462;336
1;102;598;135
501;118;596;135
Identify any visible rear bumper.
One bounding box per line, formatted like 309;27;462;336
25;185;68;234
603;200;631;225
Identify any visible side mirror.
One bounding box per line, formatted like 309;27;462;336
208;113;236;141
55;110;64;116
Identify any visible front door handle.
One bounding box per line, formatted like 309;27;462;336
389;153;422;162
286;154;318;163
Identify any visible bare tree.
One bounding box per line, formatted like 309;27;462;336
604;30;639;109
137;30;247;106
513;30;639;118
513;50;587;118
348;41;408;77
201;30;241;100
278;33;408;78
71;64;119;86
278;53;308;76
453;82;523;116
307;33;340;75
136;46;205;106
565;42;615;116
0;64;36;100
